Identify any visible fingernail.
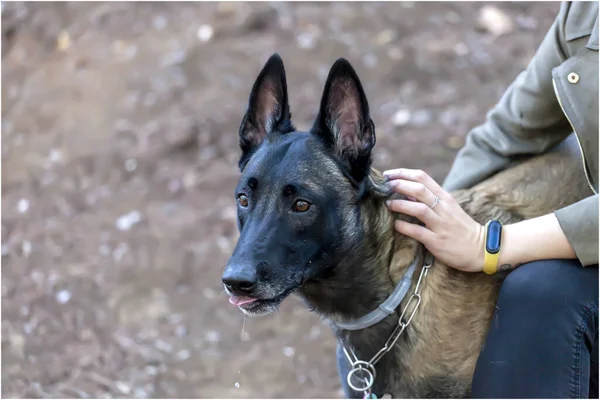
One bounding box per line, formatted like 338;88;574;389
386;200;391;207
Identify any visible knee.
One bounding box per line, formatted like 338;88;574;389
497;259;590;313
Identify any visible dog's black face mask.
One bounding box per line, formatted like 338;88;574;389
223;54;376;316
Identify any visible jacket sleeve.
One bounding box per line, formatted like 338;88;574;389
442;3;599;267
442;5;572;192
555;195;599;266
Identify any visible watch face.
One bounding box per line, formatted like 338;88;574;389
485;220;502;254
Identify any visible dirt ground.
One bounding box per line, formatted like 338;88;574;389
1;2;559;398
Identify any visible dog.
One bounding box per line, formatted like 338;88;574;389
222;53;593;398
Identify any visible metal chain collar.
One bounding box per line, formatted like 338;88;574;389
340;252;434;398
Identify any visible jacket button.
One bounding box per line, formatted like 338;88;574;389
567;72;580;84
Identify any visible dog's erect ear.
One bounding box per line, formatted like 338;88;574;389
238;53;294;170
310;58;375;183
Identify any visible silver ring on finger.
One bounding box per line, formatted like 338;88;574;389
430;195;440;210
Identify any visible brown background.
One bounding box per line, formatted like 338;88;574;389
2;2;558;398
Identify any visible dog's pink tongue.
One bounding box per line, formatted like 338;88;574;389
229;295;257;306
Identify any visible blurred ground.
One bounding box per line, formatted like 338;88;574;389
1;1;559;398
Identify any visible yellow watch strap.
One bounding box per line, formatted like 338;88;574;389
483;220;502;275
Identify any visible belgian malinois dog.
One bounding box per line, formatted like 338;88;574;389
222;53;593;398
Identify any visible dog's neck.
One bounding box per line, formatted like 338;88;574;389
296;171;423;396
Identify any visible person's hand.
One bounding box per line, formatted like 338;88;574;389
383;168;486;272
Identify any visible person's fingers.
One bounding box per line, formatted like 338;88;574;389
394;220;434;244
387;199;441;227
388;179;439;210
384;168;447;199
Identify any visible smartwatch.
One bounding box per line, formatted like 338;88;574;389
483;220;503;275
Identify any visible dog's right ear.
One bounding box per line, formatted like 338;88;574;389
238;53;294;170
310;58;375;185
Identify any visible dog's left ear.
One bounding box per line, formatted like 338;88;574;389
310;58;375;183
238;53;294;170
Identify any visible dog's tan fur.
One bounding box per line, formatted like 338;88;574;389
351;149;594;397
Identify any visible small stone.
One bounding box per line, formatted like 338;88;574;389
80;329;94;340
183;171;197;189
9;334;25;358
112;40;126;55
176;349;191;361
56;289;72;304
362;53;377;68
98;244;111;257
516;15;537;31
234;382;240;388
145;366;159;376
111;40;137;60
205;330;221;343
167;313;182;324
17;199;29;214
374;29;395;46
124;159;137;172
160;50;187;67
23;322;34;335
454;42;470;56
154;339;172;353
439;110;459;127
282;346;295;357
21;241;32;257
391;109;411;127
296;32;316;49
112;243;128;262
175;325;188;338
57;30;71;51
411;109;433;126
197;25;214;42
123;44;138;60
476;6;515;37
49;149;63;164
115;210;142;231
152;16;168;30
168;179;181;193
387;47;404;60
115;382;131;395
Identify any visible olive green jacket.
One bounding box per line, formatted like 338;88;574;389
443;1;599;266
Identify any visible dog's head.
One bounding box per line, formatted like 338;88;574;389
223;54;384;316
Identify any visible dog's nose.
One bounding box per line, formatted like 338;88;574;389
222;264;257;295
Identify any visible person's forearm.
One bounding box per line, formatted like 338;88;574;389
495;213;576;271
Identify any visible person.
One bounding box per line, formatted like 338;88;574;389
384;1;598;398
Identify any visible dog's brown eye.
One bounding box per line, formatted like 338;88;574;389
293;200;310;212
238;194;249;207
